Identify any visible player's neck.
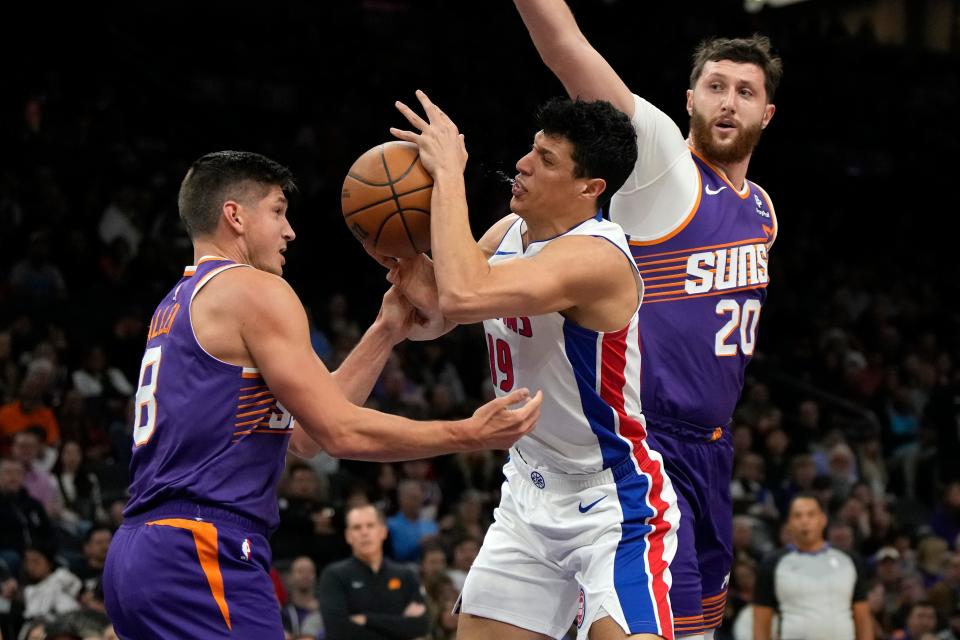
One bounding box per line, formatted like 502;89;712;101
688;139;752;191
191;238;244;266
795;539;827;554
520;210;596;245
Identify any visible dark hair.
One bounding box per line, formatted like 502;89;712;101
789;492;825;513
345;502;386;524
177;150;297;238
690;35;783;101
535;98;638;211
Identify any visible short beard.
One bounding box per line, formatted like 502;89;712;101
690;109;763;165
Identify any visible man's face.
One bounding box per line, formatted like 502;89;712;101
236;184;295;276
288;469;317;499
687;60;775;165
345;506;387;560
289;557;317;590
0;460;25;493
84;530;112;565
11;434;39;466
788;497;827;548
907;605;937;636
511;132;601;218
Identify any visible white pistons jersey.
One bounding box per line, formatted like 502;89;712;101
482;213;646;474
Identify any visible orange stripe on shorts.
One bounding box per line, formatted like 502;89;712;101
147;518;232;631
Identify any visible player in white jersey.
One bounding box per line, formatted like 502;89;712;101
386;91;680;640
514;3;783;639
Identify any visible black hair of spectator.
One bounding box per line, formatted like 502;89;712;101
690;34;783;101
535;98;638;211
177;150;297;238
83;525;113;546
345;502;386;524
789;492;826;513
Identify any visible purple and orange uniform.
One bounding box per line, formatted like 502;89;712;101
610;94;777;636
103;256;295;639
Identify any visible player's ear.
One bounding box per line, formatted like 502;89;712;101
581;177;606;203
222;200;244;234
686;89;694;116
761;103;776;129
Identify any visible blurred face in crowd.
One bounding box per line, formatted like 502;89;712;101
827;523;854;552
84;529;112;566
345;505;387;564
287;468;318;499
60;441;83;473
0;459;26;493
289;556;317;591
788;497;827;552
421;548;447;580
12;433;41;467
452;538;480;571
876;556;901;584
906;604;937;637
791;457;817;488
398;481;424;518
24;549;53;583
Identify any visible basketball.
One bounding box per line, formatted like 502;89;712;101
341;141;433;259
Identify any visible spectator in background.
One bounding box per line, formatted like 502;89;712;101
0;331;19;404
932;483;960;546
731;452;779;524
70;527;111;608
10;431;60;516
53;441;106;531
320;504;428;640
0;368;60;447
57;390;110;464
21;546;81;621
754;494;873;640
282;556;325;640
891;601;938;640
387;479;439;563
928;554;960;622
419;541;448;586
916;537;950;588
0;458;55;576
937;609;960;640
69;346;134;412
273;463;345;569
446;536;480;592
8;231;67;304
829;521;858;553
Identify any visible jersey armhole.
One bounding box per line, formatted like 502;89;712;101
188;263;256;371
754;183;778;249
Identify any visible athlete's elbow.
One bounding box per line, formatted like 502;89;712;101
437;290;484;324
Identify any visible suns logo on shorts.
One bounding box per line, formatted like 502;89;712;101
241;538;252;561
530;471;546;489
576;588;586;628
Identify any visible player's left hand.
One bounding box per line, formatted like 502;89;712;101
391;89;468;177
376;285;436;345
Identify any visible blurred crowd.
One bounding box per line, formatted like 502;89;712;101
2;1;958;639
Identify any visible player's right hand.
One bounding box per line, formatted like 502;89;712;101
468;388;542;450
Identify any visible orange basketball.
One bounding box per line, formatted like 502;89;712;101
341;141;432;259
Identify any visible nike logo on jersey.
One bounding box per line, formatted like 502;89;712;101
578;496;606;513
705;185;727;195
351;581;364;589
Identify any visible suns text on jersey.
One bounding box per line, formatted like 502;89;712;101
684;243;769;295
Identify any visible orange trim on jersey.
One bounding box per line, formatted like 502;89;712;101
235;416;266;427
183;267;196;277
236;406;273;419
241;372;263;380
636;264;687;276
641;272;691;282
146;519;232;631
689;146;750;199
631;236;768;260
237;397;276;410
238;390;273;401
239;384;268;392
702;591;728;604
633;255;689;268
628;167;702;247
644;281;686;290
643;283;768;304
196;255;229;265
674;615;706;622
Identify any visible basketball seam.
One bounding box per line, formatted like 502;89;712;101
349;147;423;187
342;183;432;219
377;145;418;252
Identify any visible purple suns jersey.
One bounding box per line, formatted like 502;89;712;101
123;256;294;531
626;149;775;436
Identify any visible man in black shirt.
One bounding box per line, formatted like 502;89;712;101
320;503;428;640
0;458;56;576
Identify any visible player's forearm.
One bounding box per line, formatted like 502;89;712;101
288;425;323;459
331;321;397;405
315;405;472;461
853;602;875;640
429;172;491;323
514;0;584;70
753;606;774;640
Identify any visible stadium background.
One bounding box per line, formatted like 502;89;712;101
1;0;958;638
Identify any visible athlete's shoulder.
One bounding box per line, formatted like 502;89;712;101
196;265;300;318
750;181;778;249
479;214;521;256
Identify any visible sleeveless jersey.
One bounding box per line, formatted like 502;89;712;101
482;214;646;474
621;149;775;436
123;256;294;530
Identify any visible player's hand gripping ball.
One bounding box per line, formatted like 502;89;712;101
341;141;432;259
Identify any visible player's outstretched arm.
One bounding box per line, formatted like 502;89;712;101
234;269;542;461
514;0;633;116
